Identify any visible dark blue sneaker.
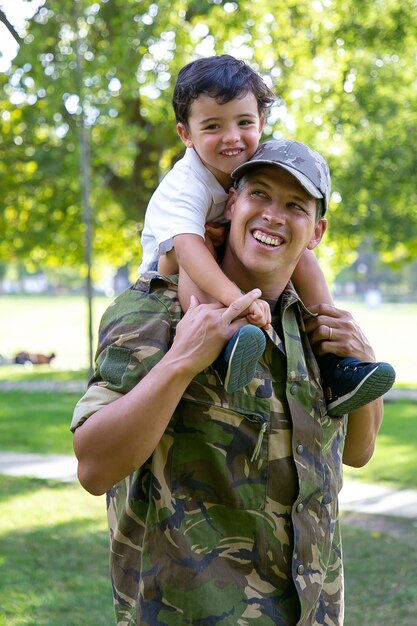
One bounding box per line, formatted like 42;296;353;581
221;325;266;393
324;358;396;417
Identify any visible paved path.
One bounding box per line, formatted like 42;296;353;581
1;382;415;516
1;451;416;519
1;381;417;401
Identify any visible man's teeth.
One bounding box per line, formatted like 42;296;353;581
253;230;281;247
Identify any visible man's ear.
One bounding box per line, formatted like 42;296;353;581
176;123;193;148
307;217;327;250
224;187;238;221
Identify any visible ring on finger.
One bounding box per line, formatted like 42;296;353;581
328;326;333;341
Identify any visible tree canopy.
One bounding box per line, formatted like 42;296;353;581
1;0;416;277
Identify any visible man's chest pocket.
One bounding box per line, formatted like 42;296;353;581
168;390;270;511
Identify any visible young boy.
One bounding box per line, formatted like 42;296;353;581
138;55;395;416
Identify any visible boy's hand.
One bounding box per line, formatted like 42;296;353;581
205;222;228;248
246;299;271;330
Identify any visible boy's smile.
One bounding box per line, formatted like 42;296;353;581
176;93;264;190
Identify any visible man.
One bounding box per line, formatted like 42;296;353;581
72;139;383;626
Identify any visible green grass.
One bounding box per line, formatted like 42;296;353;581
0;475;415;626
342;512;417;625
0;365;88;383
0;391;78;455
0;475;113;626
1;295;417;384
0;294;112;370
343;401;417;490
0;389;416;488
1;389;416;490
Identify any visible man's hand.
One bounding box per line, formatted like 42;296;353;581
304;303;376;362
172;289;265;376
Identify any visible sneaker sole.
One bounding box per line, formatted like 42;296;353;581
224;326;266;393
327;363;396;417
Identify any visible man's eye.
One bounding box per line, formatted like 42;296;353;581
251;190;268;198
290;202;307;213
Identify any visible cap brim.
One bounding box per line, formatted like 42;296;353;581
232;160;324;200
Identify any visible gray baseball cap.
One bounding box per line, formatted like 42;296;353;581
231;138;331;215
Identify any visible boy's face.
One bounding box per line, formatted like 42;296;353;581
177;93;264;189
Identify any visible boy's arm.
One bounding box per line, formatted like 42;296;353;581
291;249;334;307
343;398;383;467
174;233;243;306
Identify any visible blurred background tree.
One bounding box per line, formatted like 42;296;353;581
1;0;416;281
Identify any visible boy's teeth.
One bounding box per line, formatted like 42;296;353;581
253;230;281;246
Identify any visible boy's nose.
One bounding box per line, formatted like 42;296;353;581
222;126;240;144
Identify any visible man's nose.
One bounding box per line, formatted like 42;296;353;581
263;202;286;223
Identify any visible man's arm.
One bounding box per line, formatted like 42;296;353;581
73;291;261;496
304;303;384;467
342;398;383;467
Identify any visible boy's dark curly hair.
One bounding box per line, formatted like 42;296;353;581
172;55;275;126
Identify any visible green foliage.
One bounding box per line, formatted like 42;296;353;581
1;0;416;273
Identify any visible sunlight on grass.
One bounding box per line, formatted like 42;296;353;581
1;295;416;383
343;402;417;489
343;517;417;625
0;478;106;534
0;476;113;626
0;365;88;382
0;391;77;455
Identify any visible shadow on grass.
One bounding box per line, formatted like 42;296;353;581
0;477;114;626
342;513;417;625
0;517;114;626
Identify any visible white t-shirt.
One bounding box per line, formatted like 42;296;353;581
138;148;230;274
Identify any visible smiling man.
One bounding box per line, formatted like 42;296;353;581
71;139;384;626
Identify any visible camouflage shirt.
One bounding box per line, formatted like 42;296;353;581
72;273;347;626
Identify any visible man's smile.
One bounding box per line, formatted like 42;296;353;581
252;229;284;247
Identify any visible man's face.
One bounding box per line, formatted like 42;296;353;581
222;166;327;296
176;92;264;189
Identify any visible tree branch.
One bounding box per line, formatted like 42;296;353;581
0;9;21;42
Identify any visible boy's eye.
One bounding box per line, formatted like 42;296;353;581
204;123;220;130
239;119;255;126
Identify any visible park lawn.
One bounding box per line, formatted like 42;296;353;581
0;365;88;383
0;390;416;490
343;400;417;489
1;295;417;384
342;512;417;625
0;475;113;626
0;475;416;626
0;391;77;455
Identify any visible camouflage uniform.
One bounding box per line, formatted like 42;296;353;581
72;272;347;626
